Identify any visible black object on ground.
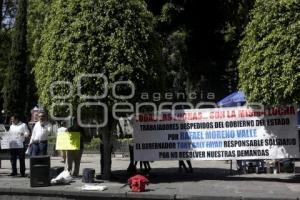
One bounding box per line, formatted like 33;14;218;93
82;168;95;183
30;155;50;187
279;159;295;173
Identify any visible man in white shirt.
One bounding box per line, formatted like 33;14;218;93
29;112;51;156
9;114;30;177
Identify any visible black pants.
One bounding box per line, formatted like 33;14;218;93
10;148;25;175
179;160;193;173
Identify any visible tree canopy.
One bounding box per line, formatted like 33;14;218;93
2;0;29;119
34;0;154;179
238;0;300;105
35;0;154;110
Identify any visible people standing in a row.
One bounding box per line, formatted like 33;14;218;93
9;114;30;177
29;112;51;156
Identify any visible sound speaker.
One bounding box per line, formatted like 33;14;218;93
30;155;50;187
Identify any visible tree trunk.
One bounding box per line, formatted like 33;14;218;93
101;124;113;180
185;74;192;102
0;0;3;27
3;0;28;119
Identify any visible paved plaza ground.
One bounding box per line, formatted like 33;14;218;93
1;154;300;199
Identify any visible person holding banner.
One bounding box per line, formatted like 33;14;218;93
65;120;85;177
9;114;30;177
57;121;67;163
29;112;51;156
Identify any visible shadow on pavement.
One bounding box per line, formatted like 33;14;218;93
109;167;300;184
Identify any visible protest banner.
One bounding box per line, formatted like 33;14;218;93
133;105;299;161
56;132;80;150
0;132;24;149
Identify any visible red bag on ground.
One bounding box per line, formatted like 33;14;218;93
128;174;149;192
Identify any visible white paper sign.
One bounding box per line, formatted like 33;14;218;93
133;105;299;161
0;132;24;149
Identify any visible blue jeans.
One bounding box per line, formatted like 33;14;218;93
31;141;48;156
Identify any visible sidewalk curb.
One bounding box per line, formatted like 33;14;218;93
0;187;299;200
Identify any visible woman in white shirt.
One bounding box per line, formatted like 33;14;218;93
9;114;30;177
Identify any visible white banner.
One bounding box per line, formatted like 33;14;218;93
0;132;24;149
133;105;299;161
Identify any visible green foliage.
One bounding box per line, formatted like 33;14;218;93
33;0;154;180
85;137;101;151
163;29;189;94
34;0;154;114
0;0;16;113
118;138;133;143
27;0;52;66
160;2;184;27
0;30;11;91
84;137;134;151
238;0;300;105
2;0;28;118
146;1;255;101
25;0;53;113
48;135;57;144
221;0;255;92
